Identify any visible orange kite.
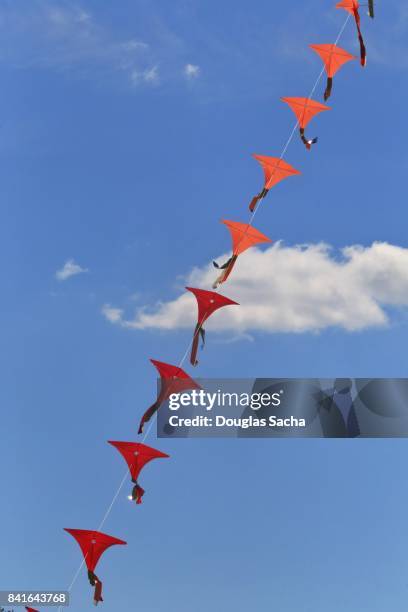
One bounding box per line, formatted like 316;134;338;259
281;97;330;150
248;155;301;213
309;44;356;100
213;220;272;288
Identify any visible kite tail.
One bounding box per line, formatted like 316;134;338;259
219;255;237;285
324;77;333;102
93;576;103;605
300;128;318;151
249;188;268;213
212;274;223;290
358;31;366;67
213;257;233;271
190;324;203;366
212;256;237;289
88;571;103;605
354;10;366;66
132;483;145;504
249;195;260;213
138;400;160;434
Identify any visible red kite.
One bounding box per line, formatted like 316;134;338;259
213;220;272;288
64;529;126;605
336;1;367;66
108;441;169;504
186;287;239;366
281;97;330;150
138;360;200;434
309;44;356;100
249;155;301;212
26;608;39;612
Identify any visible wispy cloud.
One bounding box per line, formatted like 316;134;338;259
102;242;408;335
56;258;88;281
0;1;159;87
101;304;124;324
131;64;160;85
184;63;200;79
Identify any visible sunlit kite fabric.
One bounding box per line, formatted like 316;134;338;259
64;529;126;605
108;441;169;504
186;287;239;366
249;155;301;212
281;97;330;150
138;360;200;434
213;220;272;288
336;1;367;66
309;43;356;100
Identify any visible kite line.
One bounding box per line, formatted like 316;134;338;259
56;3;375;609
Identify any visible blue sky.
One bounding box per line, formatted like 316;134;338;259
2;0;408;610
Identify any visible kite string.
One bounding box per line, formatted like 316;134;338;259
57;418;157;611
249;12;351;228
59;12;352;609
223;11;351;263
96;414;157;530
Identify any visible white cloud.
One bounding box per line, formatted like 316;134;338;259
102;242;408;335
56;259;88;281
130;64;159;85
184;63;200;79
101;304;124;324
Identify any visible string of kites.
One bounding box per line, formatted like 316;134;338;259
24;1;375;610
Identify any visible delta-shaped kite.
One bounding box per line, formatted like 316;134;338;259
309;43;356;100
64;529;126;605
186;287;239;366
108;441;169;504
281;97;330;150
248;155;301;213
138;360;200;434
212;220;272;288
